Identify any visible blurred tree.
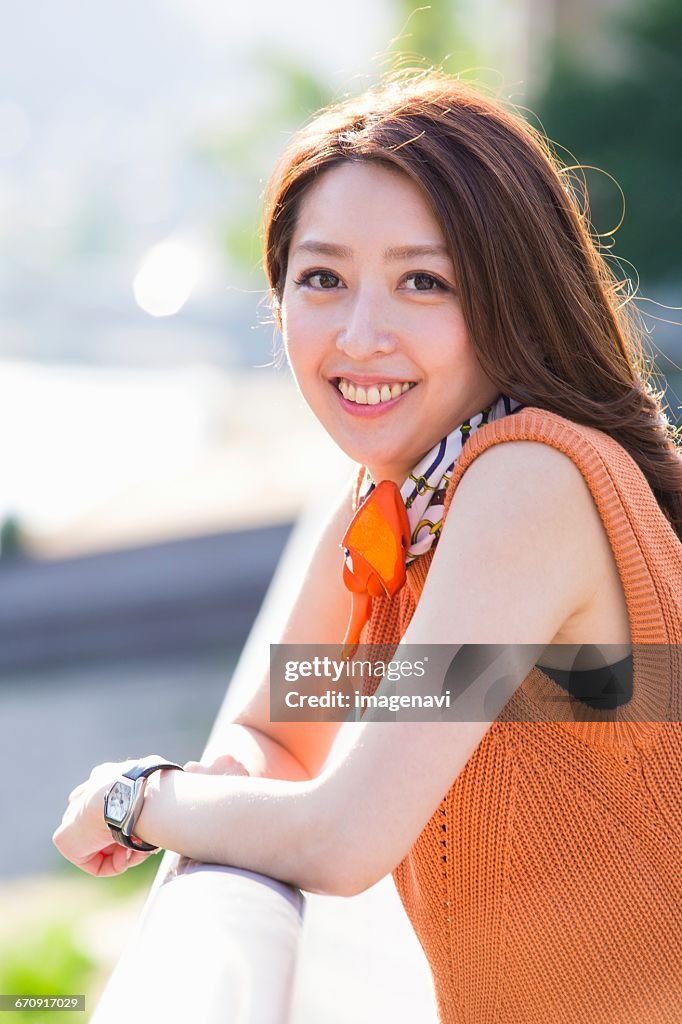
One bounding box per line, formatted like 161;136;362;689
196;3;487;281
536;0;682;285
389;1;483;78
193;50;333;279
0;513;25;562
0;920;94;1014
392;1;461;65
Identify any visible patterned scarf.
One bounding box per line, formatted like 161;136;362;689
339;394;525;657
350;394;525;568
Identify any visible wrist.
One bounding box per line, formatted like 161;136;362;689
132;766;170;848
103;759;184;852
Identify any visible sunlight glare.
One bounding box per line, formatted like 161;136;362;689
133;239;202;317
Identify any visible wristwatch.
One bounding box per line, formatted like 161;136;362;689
103;760;184;851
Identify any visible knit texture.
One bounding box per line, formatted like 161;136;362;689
356;409;682;1024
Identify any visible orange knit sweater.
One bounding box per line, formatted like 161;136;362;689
358;409;682;1024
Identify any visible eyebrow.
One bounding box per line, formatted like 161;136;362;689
293;240;451;261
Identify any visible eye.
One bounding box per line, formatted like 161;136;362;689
293;270;342;290
402;272;449;292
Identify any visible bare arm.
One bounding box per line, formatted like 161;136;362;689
186;471;360;783
53;469;364;881
126;443;598;896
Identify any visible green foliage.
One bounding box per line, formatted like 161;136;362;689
536;0;682;285
219;213;267;278
193;48;335;276
250;49;332;122
0;514;25;561
392;1;460;64
0;920;95;1023
195;5;489;277
389;1;485;80
0;860;161;1023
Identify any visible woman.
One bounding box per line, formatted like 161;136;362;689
54;73;682;1023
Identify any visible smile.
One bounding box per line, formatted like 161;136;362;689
335;378;417;405
331;377;417;417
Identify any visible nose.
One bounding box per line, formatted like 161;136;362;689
335;287;397;360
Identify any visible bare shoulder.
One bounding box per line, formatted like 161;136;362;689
407;440;607;644
449;439;599;542
436;437;631;647
455;439;589;497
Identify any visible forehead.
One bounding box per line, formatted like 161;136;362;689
291;161;446;248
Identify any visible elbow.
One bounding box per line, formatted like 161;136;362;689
294;844;359;898
301;865;375;899
325;858;386;897
326;872;378;899
306;827;383;898
296;780;386;898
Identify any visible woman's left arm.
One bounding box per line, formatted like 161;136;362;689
54;442;598;896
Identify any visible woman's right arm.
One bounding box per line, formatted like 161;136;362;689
199;475;358;783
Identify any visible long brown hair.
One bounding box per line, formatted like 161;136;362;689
262;71;682;538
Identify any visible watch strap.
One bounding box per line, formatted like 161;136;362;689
123;761;185;784
108;823;158;853
106;760;184;851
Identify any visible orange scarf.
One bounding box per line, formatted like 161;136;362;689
340;396;525;658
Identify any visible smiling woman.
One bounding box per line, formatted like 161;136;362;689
281;161;500;484
53;71;682;1024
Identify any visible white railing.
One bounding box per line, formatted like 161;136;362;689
90;479;348;1024
91;461;437;1024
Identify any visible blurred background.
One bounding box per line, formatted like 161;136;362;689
1;0;681;1017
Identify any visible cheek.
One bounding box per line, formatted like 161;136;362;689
282;319;323;392
282;297;329;365
429;314;476;373
281;302;302;360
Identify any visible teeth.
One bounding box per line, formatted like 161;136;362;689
337;378;414;405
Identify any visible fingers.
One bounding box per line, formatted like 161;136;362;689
69;754;174;800
182;754;250;776
127;848;157;868
214;754;249;776
68;843;156;877
112;844;131;874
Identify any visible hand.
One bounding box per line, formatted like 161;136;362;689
182;753;250;777
52;754;170;877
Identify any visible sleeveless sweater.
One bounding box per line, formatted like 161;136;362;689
356;409;682;1024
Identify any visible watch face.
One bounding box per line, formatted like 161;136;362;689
106;781;132;825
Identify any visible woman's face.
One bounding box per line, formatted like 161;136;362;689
281;161;498;484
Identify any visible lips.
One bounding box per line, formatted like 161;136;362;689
334;377;417;406
330;376;417;416
332;375;416;387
